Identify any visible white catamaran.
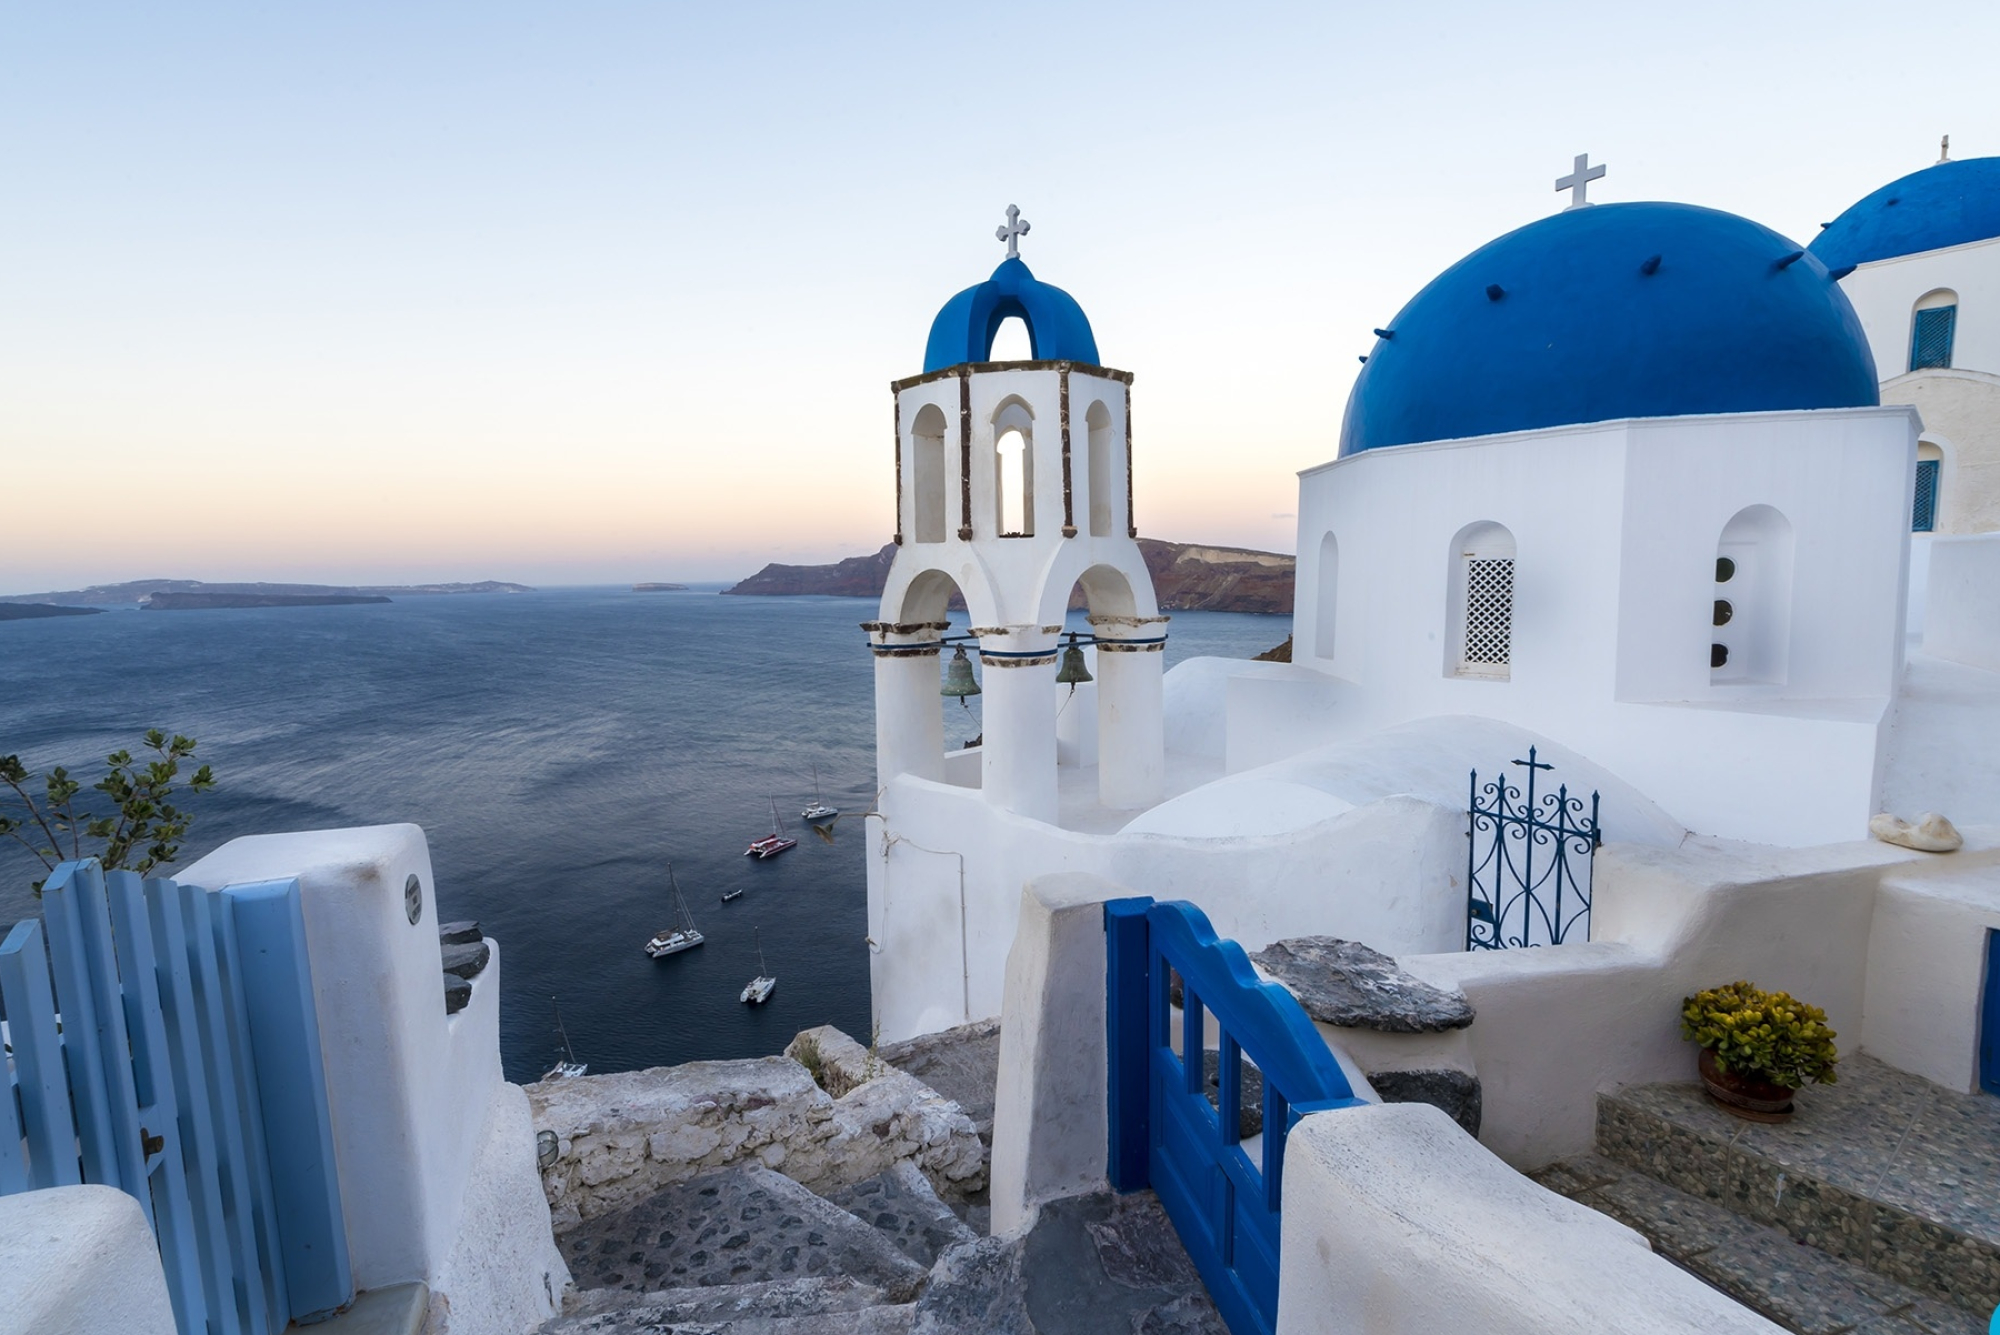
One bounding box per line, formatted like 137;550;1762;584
645;863;706;959
740;926;776;1004
541;996;587;1081
801;763;838;824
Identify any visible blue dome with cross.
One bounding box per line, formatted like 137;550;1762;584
1809;156;2000;271
1339;200;1880;455
923;208;1100;372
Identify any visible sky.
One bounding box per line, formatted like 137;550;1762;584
3;2;1996;591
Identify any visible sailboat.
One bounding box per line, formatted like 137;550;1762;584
540;996;587;1081
801;763;839;824
740;926;777;1005
645;863;706;959
745;797;798;859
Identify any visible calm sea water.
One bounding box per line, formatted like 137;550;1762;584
0;589;1286;1081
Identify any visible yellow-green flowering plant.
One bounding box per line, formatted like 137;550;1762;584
1681;981;1839;1090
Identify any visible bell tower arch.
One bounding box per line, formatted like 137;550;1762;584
868;210;1166;819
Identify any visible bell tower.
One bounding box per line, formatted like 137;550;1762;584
866;208;1167;820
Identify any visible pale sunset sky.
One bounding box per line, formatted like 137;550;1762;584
3;2;1995;591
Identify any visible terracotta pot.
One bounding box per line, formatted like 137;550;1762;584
1698;1047;1795;1122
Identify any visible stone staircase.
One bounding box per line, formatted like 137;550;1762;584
1535;1054;2000;1334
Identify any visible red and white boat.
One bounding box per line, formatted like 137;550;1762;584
745;797;798;859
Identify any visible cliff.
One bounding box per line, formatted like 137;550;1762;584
0;603;103;621
0;578;532;604
142;592;393;610
723;539;1294;615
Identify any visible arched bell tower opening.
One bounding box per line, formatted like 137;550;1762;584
871;207;1165;822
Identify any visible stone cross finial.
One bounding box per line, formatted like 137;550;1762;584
996;204;1030;259
1555;153;1606;210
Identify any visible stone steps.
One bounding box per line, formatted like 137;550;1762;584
1536;1052;2000;1332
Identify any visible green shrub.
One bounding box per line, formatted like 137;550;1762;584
1680;980;1839;1089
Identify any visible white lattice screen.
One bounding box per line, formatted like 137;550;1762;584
1462;557;1515;669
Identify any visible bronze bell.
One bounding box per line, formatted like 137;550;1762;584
1055;634;1093;690
941;645;981;706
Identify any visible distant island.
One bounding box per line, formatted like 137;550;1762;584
143;592;393;611
723;538;1295;615
632;583;690;592
0;578;534;606
0;602;104;622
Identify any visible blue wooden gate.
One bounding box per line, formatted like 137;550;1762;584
1106;898;1365;1335
1;859;351;1333
1981;930;1999;1098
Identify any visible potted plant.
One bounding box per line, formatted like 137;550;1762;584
1679;981;1839;1122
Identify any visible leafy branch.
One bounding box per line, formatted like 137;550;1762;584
0;730;216;895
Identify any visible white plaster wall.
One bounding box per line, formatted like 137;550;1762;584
180;825;557;1329
1838;236;2000;381
0;1186;176;1335
1275;1104;1784;1335
1882;371;2000;533
1292;408;1918;845
1861;858;2000;1093
1924;532;2000;670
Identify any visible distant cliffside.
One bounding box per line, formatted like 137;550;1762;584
143;592;392;610
0;578;531;604
724;539;1294;615
0;603;103;621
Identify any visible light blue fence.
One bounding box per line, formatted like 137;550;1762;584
1106;898;1366;1335
1;860;351;1333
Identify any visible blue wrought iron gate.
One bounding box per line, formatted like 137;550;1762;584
1107;898;1365;1335
1;860;351;1333
1467;747;1602;950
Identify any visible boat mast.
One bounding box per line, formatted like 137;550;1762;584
552;996;578;1065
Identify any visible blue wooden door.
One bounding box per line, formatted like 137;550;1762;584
1981;930;2000;1097
1107;898;1364;1335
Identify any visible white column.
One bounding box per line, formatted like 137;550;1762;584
1095;628;1166;810
979;630;1058;822
872;634;944;788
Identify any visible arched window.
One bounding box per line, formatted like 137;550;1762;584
989;315;1033;362
910;403;948;544
992;399;1035;538
1086;401;1117;536
1314;532;1340;659
1910;290;1957;371
1446;522;1516;680
1711;505;1793;685
1913;442;1942;533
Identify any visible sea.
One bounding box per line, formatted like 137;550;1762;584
0;588;1287;1083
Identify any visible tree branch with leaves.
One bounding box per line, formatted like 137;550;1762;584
0;730;216;895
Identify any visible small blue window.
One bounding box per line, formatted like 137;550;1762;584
1911;306;1956;371
1913;459;1940;532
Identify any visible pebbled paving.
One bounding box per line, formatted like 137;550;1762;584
825;1162;977;1268
556;1166;929;1302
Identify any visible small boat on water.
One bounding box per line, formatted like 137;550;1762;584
645;864;706;959
720;888;744;903
801;763;838;824
541;997;587;1081
740;927;777;1005
746;797;798;859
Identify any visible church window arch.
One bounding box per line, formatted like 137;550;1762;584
1445;522;1516;680
1314;532;1340;659
1910;289;1957;371
989;315;1033;362
1710;505;1793;685
1086;400;1118;536
910;403;949;544
992;398;1035;538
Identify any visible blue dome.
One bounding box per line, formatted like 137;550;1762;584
923;257;1100;372
1810;157;2000;271
1340;202;1880;456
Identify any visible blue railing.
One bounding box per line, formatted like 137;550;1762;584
1;860;351;1333
1107;898;1365;1335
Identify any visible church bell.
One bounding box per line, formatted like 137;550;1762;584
1055;634;1093;691
940;645;981;707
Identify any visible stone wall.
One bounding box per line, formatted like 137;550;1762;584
527;1039;985;1231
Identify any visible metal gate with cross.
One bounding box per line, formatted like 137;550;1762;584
1467;747;1602;950
1;859;350;1334
1106;898;1366;1335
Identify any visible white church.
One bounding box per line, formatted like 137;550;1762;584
863;149;2000;1076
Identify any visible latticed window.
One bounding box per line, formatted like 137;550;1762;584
1462;557;1515;669
1913;459;1940;532
1911;306;1956;371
